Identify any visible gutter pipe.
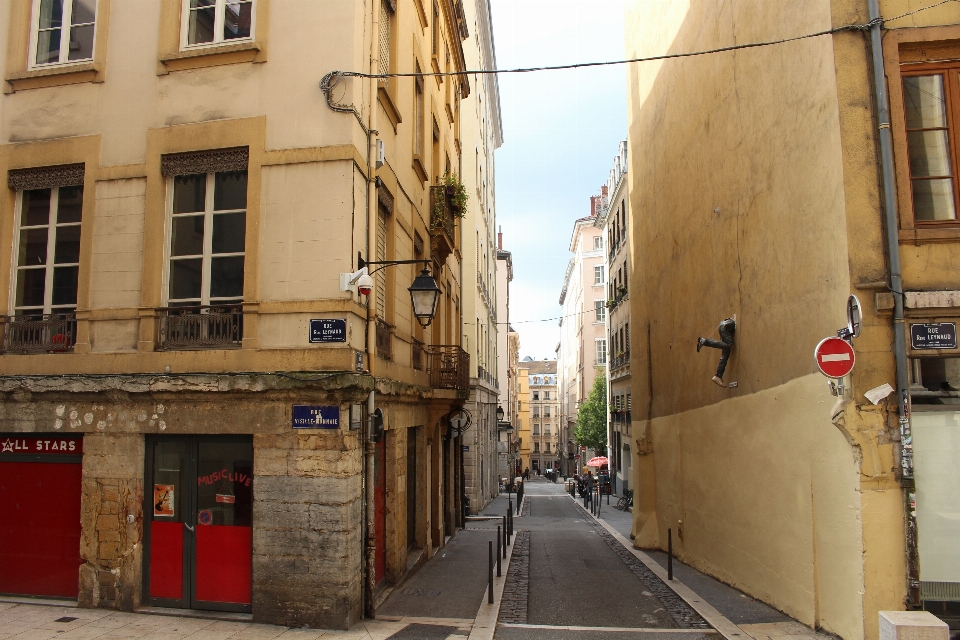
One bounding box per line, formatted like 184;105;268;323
867;0;919;606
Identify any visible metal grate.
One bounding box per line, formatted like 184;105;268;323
386;623;461;640
921;581;960;601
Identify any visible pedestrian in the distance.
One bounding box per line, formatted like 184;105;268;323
583;470;594;508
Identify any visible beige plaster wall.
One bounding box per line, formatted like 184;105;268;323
90;178;146;311
644;374;864;637
624;1;889;638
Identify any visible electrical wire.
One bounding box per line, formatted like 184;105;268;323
330;1;959;83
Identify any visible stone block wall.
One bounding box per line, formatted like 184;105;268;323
253;432;363;629
79;433;144;610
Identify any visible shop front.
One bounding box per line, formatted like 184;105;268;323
142;436;253;613
0;434;84;598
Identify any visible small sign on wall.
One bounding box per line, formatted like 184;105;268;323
309;319;346;343
292;405;340;429
910;323;958;350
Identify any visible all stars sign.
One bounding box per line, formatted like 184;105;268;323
0;435;83;456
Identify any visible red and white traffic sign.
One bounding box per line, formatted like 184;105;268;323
814;337;855;378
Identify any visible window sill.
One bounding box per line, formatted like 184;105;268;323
899;227;960;244
413;156;428;183
378;84;403;130
159;41;263;74
5;61;101;93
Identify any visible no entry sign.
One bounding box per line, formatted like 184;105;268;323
815;337;855;378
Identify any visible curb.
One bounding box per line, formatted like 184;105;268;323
467;523;518;640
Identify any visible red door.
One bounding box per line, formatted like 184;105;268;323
0;435;83;598
374;436;386;586
145;437;252;613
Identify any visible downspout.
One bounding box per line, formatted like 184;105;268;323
365;0;380;619
866;0;918;605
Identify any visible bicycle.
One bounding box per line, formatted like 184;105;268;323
616;489;634;511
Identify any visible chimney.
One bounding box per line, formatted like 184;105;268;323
590;196;599;217
498;226;503;250
601;186;608;198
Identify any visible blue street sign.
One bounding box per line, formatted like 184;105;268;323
292;405;340;429
309;319;347;343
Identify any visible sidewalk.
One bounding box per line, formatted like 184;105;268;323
584;496;835;640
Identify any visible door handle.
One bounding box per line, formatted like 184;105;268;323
185;524;195;532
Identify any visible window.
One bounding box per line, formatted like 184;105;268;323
596;339;607;365
13;185;83;316
595;299;606;322
533;391;539;400
534;443;540;453
544;391;550;400
902;73;959;222
545;407;550;417
31;0;97;66
167;171;247;307
415;65;425;157
545;443;551;453
593;236;603;250
533;425;540;435
181;0;254;49
594;265;605;285
378;0;392;77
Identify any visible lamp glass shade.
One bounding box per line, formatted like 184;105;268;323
408;268;441;327
496;406;505;421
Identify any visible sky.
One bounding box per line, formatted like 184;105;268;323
489;0;627;361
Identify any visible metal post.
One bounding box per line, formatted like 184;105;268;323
502;517;507;557
668;528;673;581
488;541;494;604
497;526;502;577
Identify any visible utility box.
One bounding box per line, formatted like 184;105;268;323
879;611;948;640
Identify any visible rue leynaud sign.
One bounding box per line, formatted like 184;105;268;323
292;405;340;429
309;319;346;343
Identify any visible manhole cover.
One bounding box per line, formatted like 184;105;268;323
400;587;441;597
55;617;78;623
386;623;460;640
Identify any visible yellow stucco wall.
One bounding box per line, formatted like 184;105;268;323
626;1;909;638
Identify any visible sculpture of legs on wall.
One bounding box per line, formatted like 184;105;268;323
697;317;736;387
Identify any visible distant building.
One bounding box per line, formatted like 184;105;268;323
527;361;559;473
595;142;631;493
557;197;607;475
496;233;518;479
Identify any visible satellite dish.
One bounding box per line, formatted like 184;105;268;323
847;295;862;339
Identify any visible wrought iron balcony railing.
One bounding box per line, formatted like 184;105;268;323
429;345;470;391
1;313;77;353
157;305;242;350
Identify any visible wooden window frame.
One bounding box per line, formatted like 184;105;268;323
899;63;960;228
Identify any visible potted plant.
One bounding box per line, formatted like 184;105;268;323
434;173;468;225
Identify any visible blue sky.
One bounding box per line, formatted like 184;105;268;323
490;0;627;360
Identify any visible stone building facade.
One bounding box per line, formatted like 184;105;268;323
0;0;492;629
526;361;559;473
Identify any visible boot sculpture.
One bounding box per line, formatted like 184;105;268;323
697;317;736;387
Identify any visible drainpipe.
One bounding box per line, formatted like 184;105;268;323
364;0;381;620
867;0;918;605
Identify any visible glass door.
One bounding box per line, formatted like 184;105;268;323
143;437;252;612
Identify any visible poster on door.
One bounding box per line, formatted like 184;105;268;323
154;484;175;517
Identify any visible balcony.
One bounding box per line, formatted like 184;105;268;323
429;345;470;391
429;186;458;265
1;313;77;354
157;305;242;350
610;350;630;372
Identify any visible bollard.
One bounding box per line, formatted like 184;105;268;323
668;528;673;581
497;526;502;576
597;487;602;517
488;540;494;604
502;517;507;558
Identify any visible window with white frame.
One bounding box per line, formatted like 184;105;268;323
595;299;605;322
13;185;83;316
594;265;605;285
31;0;97;67
182;0;254;49
593;236;603;250
595;338;607;365
167;171;247;308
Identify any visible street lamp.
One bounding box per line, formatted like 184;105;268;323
342;254;442;327
408;268;442;328
496;405;504;422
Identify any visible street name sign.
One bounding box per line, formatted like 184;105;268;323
292;405;340;429
309;319;346;343
910;323;957;350
815;336;855;378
